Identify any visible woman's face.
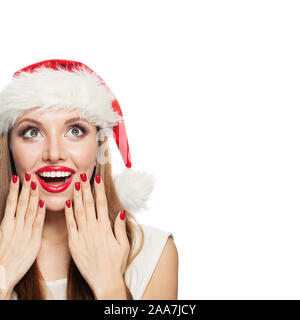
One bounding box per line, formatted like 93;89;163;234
9;107;98;212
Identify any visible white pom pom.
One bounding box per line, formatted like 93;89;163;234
113;167;156;214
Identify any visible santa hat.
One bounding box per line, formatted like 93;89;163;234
0;59;156;214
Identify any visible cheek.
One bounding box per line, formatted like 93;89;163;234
68;141;98;166
10;144;40;170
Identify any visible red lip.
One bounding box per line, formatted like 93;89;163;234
36;173;74;193
36;165;75;174
35;165;76;193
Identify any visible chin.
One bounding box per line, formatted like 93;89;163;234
43;197;69;212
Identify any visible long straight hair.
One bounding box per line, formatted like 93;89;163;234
0;130;145;299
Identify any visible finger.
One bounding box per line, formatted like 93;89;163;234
94;174;111;231
65;200;78;240
24;175;40;228
80;173;97;225
1;175;20;227
15;172;32;228
31;198;46;240
73;181;86;231
114;210;130;252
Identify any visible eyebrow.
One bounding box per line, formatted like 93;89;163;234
16;117;90;127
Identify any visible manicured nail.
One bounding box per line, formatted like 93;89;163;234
120;210;126;221
12;175;18;184
66;200;71;208
25;172;31;181
31;181;37;190
95;175;101;184
75;182;81;191
39;200;44;208
80;173;87;182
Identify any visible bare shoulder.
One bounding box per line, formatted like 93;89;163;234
142;236;179;300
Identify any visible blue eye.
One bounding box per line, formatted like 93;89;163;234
21;124;87;139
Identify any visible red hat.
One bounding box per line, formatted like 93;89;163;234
0;59;155;213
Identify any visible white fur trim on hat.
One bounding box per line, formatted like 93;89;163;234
0;66;123;136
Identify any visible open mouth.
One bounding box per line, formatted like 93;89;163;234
38;174;74;187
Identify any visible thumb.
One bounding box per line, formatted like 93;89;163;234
114;210;128;249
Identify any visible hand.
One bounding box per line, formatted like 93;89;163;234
64;173;130;299
0;173;46;298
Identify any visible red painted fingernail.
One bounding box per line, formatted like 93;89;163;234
66;200;71;208
75;182;81;191
25;173;31;181
80;173;87;182
39;200;44;208
31;181;37;190
12;175;18;184
95;175;101;184
120;210;126;221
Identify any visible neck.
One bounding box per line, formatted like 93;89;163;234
37;210;71;281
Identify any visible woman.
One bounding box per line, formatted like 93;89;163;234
0;59;178;300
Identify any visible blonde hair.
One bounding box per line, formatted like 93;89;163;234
0;126;145;299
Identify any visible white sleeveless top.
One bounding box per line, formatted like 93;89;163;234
11;223;174;300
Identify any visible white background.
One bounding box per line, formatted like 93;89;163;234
0;0;300;299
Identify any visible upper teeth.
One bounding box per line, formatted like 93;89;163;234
38;171;72;178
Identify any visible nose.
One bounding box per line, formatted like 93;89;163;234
42;134;67;162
